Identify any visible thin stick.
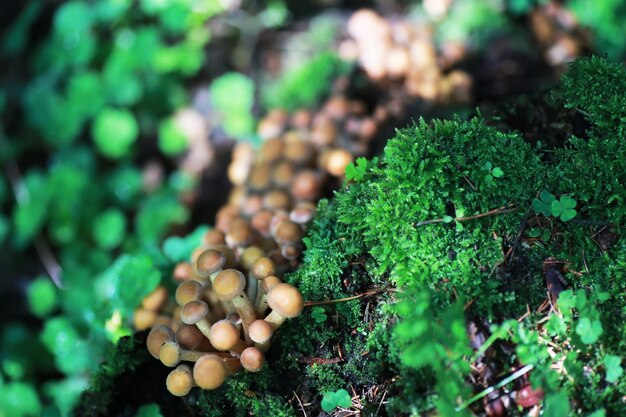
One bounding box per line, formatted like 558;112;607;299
293;390;308;417
303;288;392;307
455;364;534;412
413;204;517;228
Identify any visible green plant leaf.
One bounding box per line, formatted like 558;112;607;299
442;215;454;223
92;208;127;249
158;118;188;156
543;392;571;417
560;195;577;209
603;355;623;383
560;208;577;222
550;199;564;217
27;276;58;318
491;167;504;178
162;225;209;262
575;317;603;344
92;108;139;159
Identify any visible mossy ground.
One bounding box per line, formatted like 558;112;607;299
79;57;626;417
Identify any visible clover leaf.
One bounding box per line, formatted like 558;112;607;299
550;195;577;222
575;317;603;344
532;190;556;216
603;355;623;383
321;389;352;412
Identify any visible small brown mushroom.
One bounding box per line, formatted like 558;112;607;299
273;220;303;246
181;300;213;339
195;249;226;281
175;280;204;307
159;340;208;367
209;319;248;354
264;283;304;329
176;324;205;350
173;262;193;282
193;355;241;390
142;285;168;311
213;269;257;343
166;364;194;396
147;325;176;359
249;319;273;352
240;347;265;372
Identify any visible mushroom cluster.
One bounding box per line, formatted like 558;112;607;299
146;248;304;395
341;9;472;104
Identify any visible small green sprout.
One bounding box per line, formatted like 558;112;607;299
482;161;504;186
321;389;352;412
532;191;577;221
345;157;378;182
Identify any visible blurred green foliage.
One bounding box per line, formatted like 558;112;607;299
0;0;224;415
210;72;256;138
262;52;349;110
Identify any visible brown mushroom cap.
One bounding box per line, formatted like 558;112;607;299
193;355;227;390
176;324;205;350
213;269;246;301
175;280;204;306
251;210;274;237
290;202;317;224
273;220;303;245
160;340;184;367
271;161;295;188
173;262;193;282
196;249;226;276
181;300;210;325
248;163;272;191
134;308;157;331
147;325;175;359
240;347;265;372
261;275;282;292
267;283;304;318
209;320;243;351
166;365;194;396
240;246;265;271
142;285;168;311
324;148;353;177
249;319;273;344
203;229;226;246
251;257;276;280
263;190;291;211
225;218;253;248
291;170;321;201
260;137;284;163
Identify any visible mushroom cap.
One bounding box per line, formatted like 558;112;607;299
291;171;321;201
196;249;225;276
249;320;273;343
142;285;168;311
175;280;203;306
181;300;210;325
263;190;291;211
271;161;295;188
134;308;157;331
290;202;316;225
193;355;227;390
147;325;175;359
251;210;274;237
176;324;205;350
251;257;276;280
240;246;265;271
213;269;246;301
267;283;304;318
324;148;353;177
273;220;302;245
226;218;253;248
173;262;193;282
166;365;194;396
260;138;284;163
240;347;265;372
203;229;226;246
210;320;241;351
160;340;183;367
261;275;282;293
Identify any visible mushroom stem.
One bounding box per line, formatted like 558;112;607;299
231;294;256;344
159;341;210;367
246;272;258;308
264;310;288;330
